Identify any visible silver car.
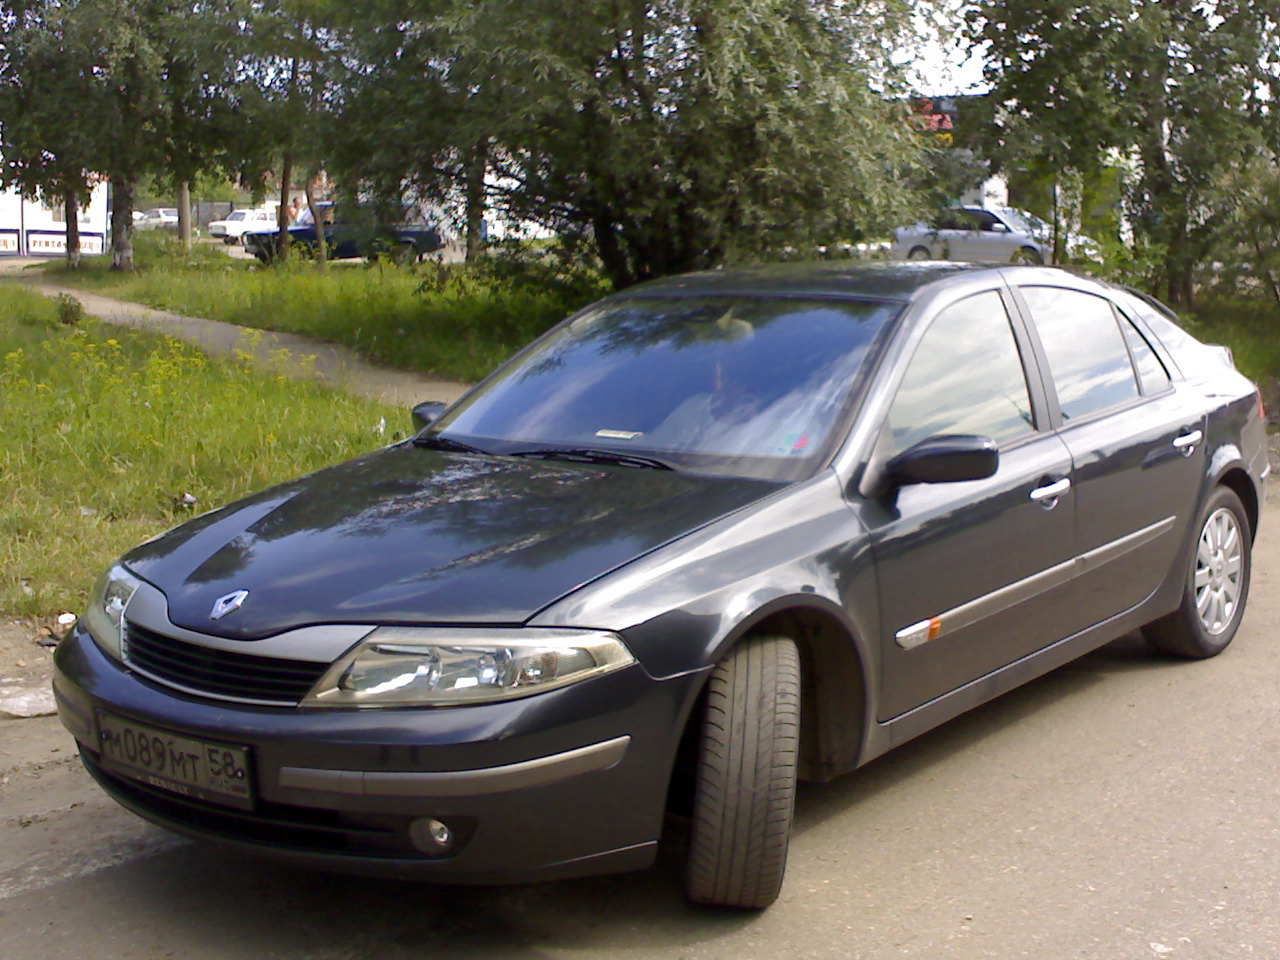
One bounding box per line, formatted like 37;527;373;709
892;206;1047;263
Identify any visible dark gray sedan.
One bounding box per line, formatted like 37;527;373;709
55;262;1266;909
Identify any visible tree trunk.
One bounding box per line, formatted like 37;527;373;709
110;176;135;271
1050;178;1063;266
591;208;633;288
178;180;193;252
277;151;293;260
304;172;326;269
464;139;488;263
63;191;81;269
276;55;301;261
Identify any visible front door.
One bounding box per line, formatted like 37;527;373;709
866;288;1077;720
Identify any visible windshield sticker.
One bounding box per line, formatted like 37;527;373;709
596;429;644;441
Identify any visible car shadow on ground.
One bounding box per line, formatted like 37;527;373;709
33;633;1175;958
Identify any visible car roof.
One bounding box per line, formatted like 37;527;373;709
612;261;996;303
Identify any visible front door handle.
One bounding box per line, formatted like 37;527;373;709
1030;477;1071;504
1173;429;1202;455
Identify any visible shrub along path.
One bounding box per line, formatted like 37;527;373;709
4;266;472;409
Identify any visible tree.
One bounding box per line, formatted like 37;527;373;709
970;0;1280;305
337;0;933;288
237;0;346;262
0;2;104;267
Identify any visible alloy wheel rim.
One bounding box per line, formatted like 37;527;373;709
1194;507;1243;636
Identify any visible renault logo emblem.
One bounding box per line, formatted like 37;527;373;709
210;589;249;620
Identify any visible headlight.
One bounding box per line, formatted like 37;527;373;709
82;564;142;661
302;627;635;708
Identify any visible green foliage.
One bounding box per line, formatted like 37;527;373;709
0;283;398;617
338;0;935;288
970;0;1280;305
1201;155;1280;307
1183;297;1280;387
42;237;600;381
53;293;85;326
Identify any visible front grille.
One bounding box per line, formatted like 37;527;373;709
124;621;330;705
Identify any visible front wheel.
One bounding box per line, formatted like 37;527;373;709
907;245;932;261
685;634;800;909
1011;246;1043;264
1144;486;1252;658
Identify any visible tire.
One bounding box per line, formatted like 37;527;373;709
394;242;419;266
1145;486;1252;658
685;634;800;910
1011;246;1043;264
907;245;932;261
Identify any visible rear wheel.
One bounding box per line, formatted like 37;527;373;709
685;634;800;910
907;245;932;260
1144;486;1251;658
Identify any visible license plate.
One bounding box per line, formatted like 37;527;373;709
96;713;253;810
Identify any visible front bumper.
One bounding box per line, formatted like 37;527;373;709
54;626;705;883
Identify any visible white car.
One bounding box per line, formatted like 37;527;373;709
209;208;277;244
134;208;180;231
891;206;1102;264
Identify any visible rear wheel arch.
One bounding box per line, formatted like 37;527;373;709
1216;467;1259;542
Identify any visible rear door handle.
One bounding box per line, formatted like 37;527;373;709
1173;429;1202;454
1030;477;1071;503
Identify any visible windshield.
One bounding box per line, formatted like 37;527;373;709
227;211;246;221
996;208;1036;235
433;296;898;482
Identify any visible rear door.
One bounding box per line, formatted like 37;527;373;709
866;286;1078;720
1011;281;1205;634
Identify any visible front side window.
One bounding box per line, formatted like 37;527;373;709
1021;286;1139;420
435;296;899;482
884;291;1034;456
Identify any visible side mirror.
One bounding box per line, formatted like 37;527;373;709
989;222;1010;233
411;400;448;431
886;434;999;486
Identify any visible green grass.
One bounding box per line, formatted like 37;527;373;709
1184;296;1280;385
0;284;400;619
36;233;605;382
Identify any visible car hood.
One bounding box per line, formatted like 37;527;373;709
123;444;779;639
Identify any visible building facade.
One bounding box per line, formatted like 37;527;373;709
0;180;110;256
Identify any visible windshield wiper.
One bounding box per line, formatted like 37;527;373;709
509;447;675;471
412;434;492;456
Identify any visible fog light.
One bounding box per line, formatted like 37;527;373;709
410;817;454;854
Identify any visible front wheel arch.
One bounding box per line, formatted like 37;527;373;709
692;599;871;785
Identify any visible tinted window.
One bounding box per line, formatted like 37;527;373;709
1119;316;1171;395
1022;287;1139;420
438;296;898;482
885;291;1034;455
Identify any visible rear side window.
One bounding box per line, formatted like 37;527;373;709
885;291;1034;455
1021;286;1139;420
1119;316;1172;395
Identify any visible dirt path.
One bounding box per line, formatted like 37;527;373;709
1;261;473;410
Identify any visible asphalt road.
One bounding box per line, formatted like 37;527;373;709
3;491;1279;959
